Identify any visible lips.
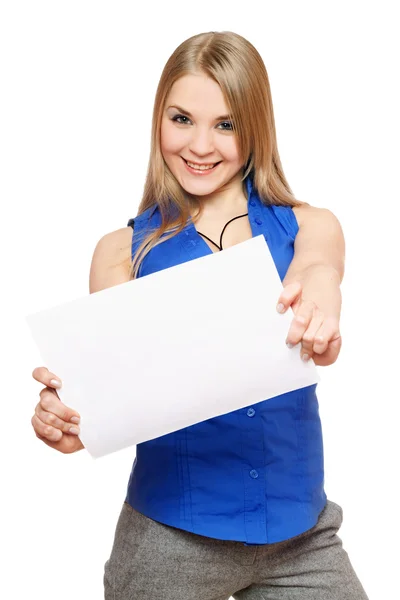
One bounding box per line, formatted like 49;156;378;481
182;157;222;170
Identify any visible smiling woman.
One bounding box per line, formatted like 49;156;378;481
30;30;368;600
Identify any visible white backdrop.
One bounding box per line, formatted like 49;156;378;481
1;1;398;599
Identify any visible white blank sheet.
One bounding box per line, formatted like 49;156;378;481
26;235;319;458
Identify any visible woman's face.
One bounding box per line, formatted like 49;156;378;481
161;73;244;198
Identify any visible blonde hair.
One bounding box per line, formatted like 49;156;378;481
129;31;303;279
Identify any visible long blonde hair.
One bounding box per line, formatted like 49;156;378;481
129;31;302;279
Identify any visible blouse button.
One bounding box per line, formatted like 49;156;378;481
255;218;262;225
247;408;255;417
250;200;256;207
250;470;259;479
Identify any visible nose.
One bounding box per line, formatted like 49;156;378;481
188;126;215;157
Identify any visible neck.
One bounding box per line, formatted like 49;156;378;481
189;171;248;219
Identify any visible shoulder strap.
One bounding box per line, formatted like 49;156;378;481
269;205;299;241
126;205;161;275
126;205;160;234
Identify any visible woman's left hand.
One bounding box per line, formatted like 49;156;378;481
276;281;342;367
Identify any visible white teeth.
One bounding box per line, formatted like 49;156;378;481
186;160;216;171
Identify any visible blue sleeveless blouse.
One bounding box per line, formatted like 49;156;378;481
124;175;327;545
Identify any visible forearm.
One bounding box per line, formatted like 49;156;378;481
283;263;342;321
279;207;345;365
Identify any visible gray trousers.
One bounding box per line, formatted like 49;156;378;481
104;499;369;600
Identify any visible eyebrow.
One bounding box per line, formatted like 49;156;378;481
167;104;231;121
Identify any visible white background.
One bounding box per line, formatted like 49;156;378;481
1;1;398;599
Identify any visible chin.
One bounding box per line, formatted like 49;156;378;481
177;169;229;193
179;179;221;196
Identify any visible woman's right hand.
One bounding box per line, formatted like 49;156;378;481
31;367;84;454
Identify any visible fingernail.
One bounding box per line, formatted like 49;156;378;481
50;379;62;388
70;416;80;424
302;353;310;362
276;303;285;313
286;342;295;349
69;427;80;435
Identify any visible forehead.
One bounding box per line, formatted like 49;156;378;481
165;73;229;116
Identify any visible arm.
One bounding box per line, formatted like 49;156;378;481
277;205;345;366
89;227;133;293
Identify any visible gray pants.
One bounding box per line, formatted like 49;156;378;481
104;499;369;600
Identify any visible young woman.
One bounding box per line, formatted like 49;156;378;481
31;31;369;600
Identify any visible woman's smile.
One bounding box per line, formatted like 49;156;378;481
182;157;222;175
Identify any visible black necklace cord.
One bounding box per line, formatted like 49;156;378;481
197;213;249;251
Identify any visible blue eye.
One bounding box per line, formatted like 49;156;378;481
172;114;191;124
218;121;234;131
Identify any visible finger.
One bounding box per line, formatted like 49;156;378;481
312;317;341;355
285;301;316;348
35;403;80;435
35;428;85;454
276;281;302;313
300;311;325;361
39;388;81;425
31;414;63;442
32;366;62;389
313;336;342;366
